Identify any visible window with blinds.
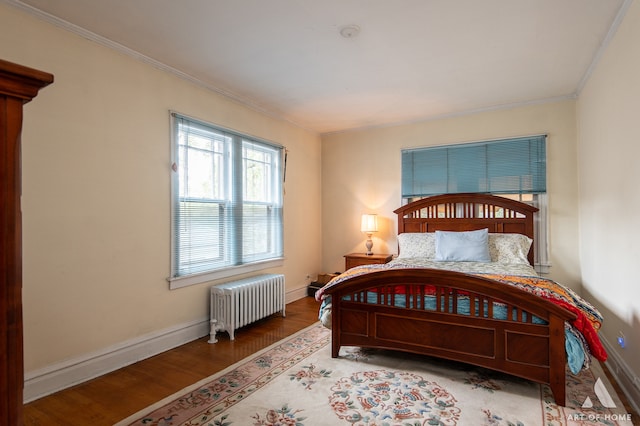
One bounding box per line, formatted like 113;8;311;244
401;135;546;199
169;113;284;287
401;135;549;271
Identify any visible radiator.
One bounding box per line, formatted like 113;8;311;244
208;274;286;343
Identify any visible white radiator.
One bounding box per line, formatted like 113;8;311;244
208;274;286;343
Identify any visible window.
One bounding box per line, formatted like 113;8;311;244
169;113;284;288
401;135;549;271
401;136;546;198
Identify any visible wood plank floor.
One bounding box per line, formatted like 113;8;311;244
24;296;638;425
24;296;321;425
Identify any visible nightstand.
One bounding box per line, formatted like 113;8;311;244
344;253;393;270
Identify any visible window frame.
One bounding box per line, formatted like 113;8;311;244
168;112;284;289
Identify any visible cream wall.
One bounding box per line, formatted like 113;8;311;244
5;0;639;407
322;100;581;288
0;3;322;374
577;0;640;393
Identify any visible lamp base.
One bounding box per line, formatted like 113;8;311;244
365;236;373;255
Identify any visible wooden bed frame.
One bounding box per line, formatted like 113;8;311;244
324;193;577;406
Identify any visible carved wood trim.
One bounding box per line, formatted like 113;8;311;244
0;59;52;426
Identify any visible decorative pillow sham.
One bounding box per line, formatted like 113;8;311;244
397;230;533;265
396;232;435;259
488;233;533;264
435;229;491;262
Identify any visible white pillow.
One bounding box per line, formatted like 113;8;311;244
435;229;491;262
397;233;435;259
488;233;533;264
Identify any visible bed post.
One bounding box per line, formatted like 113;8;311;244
548;315;567;406
331;298;341;358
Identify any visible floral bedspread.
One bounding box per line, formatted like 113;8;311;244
315;259;607;366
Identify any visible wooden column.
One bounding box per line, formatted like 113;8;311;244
0;59;53;426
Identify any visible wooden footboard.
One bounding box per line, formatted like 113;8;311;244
324;268;577;406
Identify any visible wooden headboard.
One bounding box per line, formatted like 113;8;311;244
394;193;539;264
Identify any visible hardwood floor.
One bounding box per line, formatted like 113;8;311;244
23;296;638;425
24;296;321;425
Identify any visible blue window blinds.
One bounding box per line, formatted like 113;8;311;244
401;135;546;198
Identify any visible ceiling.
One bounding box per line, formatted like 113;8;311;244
9;0;628;134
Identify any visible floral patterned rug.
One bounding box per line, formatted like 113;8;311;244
116;323;633;426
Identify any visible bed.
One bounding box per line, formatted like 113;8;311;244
315;193;607;407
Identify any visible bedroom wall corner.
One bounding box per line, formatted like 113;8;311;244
576;0;640;408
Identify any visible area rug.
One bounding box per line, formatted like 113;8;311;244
116;323;633;426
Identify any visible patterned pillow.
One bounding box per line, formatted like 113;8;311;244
398;232;532;264
397;233;435;259
488;233;533;264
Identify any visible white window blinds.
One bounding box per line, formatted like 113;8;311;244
170;113;284;282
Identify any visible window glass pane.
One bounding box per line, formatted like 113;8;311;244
179;129;228;201
241;141;282;263
243;142;273;203
242;204;271;258
185;146;215;199
176;201;226;275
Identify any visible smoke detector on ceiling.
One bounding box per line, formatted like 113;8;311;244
339;25;361;38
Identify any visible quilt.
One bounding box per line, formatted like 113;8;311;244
315;259;607;374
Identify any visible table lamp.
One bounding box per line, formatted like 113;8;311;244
360;214;378;255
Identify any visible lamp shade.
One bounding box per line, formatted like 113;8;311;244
360;214;378;233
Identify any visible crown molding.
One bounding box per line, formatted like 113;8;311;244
3;0;313;132
322;93;577;136
575;0;634;95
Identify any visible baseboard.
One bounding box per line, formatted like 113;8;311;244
24;288;310;403
286;285;310;304
24;318;211;402
601;335;640;415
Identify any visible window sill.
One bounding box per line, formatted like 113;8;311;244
167;258;284;290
